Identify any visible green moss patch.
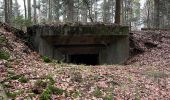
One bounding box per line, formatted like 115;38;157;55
0;50;10;60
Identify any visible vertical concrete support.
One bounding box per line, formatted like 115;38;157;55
33;28;54;58
99;36;129;64
38;37;54;58
53;49;65;61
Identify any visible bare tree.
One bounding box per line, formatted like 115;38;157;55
33;0;37;23
27;0;32;21
4;0;9;23
115;0;121;24
48;0;52;22
154;0;160;28
23;0;27;20
82;0;93;22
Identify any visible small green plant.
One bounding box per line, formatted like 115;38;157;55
39;85;64;100
46;75;55;85
2;82;12;88
7;70;15;75
18;76;29;83
9;75;22;80
0;35;7;45
72;90;81;98
48;85;64;95
42;56;52;63
40;88;51;100
103;95;113;100
34;80;47;88
32;80;47;94
0;50;10;60
6;90;23;98
5;62;12;68
93;87;102;98
6;92;18;98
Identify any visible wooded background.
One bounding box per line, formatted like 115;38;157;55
0;0;169;30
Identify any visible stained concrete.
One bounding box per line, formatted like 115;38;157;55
28;23;129;65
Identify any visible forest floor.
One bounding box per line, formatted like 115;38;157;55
0;24;170;100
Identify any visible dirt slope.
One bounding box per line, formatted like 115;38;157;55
127;30;170;68
0;24;170;100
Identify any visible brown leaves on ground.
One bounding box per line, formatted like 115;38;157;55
0;25;170;99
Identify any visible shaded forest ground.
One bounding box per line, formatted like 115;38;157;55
0;23;170;99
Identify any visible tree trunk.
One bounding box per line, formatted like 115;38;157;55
4;0;9;23
67;0;74;22
154;0;160;28
48;0;52;22
33;0;37;24
53;0;60;21
81;1;88;22
23;0;27;20
27;0;32;21
115;0;121;24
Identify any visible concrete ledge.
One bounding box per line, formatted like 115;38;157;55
28;23;129;36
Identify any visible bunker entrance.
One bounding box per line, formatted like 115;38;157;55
69;54;99;65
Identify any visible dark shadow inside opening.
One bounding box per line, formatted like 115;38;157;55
69;54;99;65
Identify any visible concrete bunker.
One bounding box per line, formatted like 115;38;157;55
28;23;129;65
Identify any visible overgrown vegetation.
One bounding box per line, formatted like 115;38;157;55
18;76;29;83
6;90;23;98
93;87;102;98
12;16;33;29
32;75;65;99
0;50;10;60
42;56;52;63
0;35;7;45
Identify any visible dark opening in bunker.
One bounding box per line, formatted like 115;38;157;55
69;54;99;65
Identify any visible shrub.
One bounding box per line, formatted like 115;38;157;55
0;35;7;45
6;90;23;98
9;75;22;80
103;95;113;100
40;85;64;100
18;76;29;83
48;85;64;95
0;50;10;60
46;75;55;85
32;80;47;94
40;88;51;100
42;56;52;63
93;87;102;98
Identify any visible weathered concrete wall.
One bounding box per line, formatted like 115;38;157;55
99;37;129;64
32;28;54;58
28;23;129;65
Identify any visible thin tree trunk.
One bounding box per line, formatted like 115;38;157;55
154;0;160;28
48;0;52;22
27;0;32;21
4;0;9;23
115;0;121;24
33;0;37;24
23;0;27;20
67;0;74;22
